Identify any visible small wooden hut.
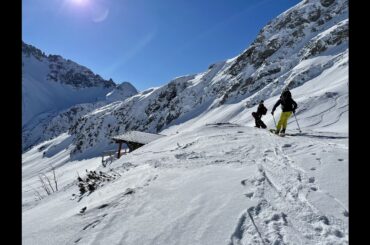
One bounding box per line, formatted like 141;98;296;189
111;131;165;158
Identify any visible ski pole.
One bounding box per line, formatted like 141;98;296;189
272;113;277;128
293;112;302;133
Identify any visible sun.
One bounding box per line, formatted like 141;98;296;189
70;0;89;6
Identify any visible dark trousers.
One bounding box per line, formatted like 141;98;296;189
252;112;266;128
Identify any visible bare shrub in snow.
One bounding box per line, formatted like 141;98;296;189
34;165;59;200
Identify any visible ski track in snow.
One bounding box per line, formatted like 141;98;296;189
292;94;347;131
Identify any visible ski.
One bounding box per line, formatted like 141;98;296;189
269;129;307;137
269;129;285;137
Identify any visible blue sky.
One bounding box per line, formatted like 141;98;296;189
23;0;300;91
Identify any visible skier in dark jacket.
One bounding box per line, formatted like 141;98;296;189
252;100;268;129
271;89;297;135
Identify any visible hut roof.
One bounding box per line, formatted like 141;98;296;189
112;131;165;145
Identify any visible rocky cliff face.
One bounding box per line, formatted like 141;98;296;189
219;0;347;105
23;41;116;89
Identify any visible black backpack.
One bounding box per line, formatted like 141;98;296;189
259;104;267;115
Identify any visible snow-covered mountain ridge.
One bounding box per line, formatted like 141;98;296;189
67;0;347;159
22;42;138;151
23;41;115;89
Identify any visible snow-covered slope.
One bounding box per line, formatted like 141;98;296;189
65;0;347;159
163;50;348;136
23;132;348;244
22;43;348;244
22;103;348;245
22;0;348;244
22;42;138;150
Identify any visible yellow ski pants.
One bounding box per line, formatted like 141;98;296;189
276;111;292;131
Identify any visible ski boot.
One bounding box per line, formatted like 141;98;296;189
279;128;286;136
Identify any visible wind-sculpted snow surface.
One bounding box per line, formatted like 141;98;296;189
22;123;348;244
67;0;348;158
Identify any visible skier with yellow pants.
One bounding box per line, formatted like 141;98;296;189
271;89;298;136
